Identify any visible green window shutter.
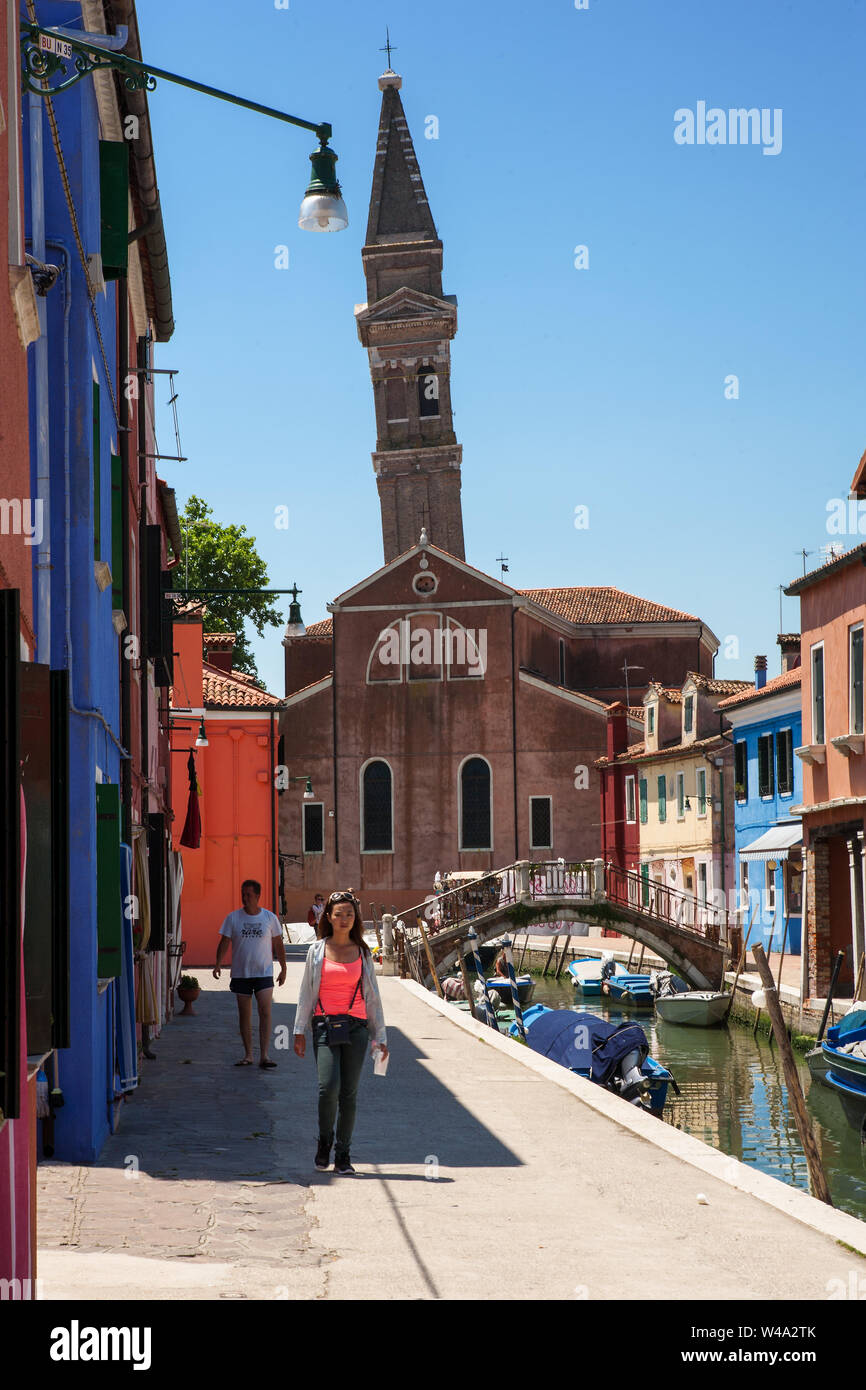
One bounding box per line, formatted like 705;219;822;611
657;775;666;822
640;862;650;907
92;383;101;560
99;140;129;279
96;784;122;978
639;778;647;824
111;455;123;609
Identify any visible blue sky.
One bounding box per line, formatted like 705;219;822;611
131;0;865;694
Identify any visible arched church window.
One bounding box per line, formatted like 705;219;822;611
362;761;393;852
417;367;440;418
461;757;491;850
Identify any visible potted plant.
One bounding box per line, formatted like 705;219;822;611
177;974;200;1016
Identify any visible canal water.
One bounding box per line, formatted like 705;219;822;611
527;974;866;1223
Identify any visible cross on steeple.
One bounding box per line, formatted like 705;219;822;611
380;27;397;70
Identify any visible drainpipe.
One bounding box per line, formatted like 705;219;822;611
331;621;339;864
29;91;50;663
269;707;277;912
511;605;518;861
848;833;865;988
118;272;131;843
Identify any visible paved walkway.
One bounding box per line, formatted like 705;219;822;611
37;958;865;1300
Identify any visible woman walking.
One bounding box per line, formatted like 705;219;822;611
293;891;388;1175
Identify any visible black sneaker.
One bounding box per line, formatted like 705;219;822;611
334;1153;356;1176
314;1138;331;1171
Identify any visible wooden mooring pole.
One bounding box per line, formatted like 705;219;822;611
752;943;833;1206
724;905;756;1022
417;915;444;998
457;941;476;1019
768;914;791;1050
554;932;573;980
542;935;560;977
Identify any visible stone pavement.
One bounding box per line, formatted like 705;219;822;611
38;957;866;1301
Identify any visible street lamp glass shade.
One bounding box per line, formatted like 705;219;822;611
303;776;315;800
195;719;209;748
298;191;348;232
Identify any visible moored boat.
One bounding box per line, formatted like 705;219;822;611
567;957;627;996
510;1004;677;1116
606;972;656;1008
823;1009;866;1131
484;973;535;1005
655;990;729;1027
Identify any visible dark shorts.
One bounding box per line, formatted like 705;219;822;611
230;975;274;996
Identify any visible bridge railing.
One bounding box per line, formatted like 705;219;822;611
604;863;729;941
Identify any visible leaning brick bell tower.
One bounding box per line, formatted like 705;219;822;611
355;66;466;563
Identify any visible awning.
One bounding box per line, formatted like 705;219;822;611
740;823;803;862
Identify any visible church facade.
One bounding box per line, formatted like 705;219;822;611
278;68;719;920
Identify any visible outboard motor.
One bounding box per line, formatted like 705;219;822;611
616;1049;652;1104
600;952;616;983
652;970;676;1000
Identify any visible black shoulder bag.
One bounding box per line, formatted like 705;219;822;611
315;956;364;1045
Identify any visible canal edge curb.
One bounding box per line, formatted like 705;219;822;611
400;979;866;1257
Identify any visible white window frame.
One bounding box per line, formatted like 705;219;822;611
811;641;825;744
624;775;636;825
684;694;694;735
359;757;395;855
458;754;493;853
696;767;707;818
697;861;708;905
529;794;553;850
647;705;655;737
302;801;325;855
850;622;864;735
757;732;775;800
765;861;776;917
740;858;749;914
776;726;794;798
676;771;686;820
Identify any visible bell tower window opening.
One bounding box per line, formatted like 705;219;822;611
418;367;440;418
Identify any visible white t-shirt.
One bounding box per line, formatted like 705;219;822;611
219;909;282;978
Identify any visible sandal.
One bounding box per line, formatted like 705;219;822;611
259;1059;277;1069
234;1059;254;1067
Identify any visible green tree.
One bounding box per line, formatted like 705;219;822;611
179;496;282;683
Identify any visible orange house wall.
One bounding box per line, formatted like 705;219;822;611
799;563;866;809
170;621;278;966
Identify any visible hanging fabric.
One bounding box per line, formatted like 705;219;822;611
179;750;201;849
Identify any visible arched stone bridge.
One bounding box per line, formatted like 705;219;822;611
396;860;735;991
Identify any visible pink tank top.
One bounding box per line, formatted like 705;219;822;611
317;954;367;1019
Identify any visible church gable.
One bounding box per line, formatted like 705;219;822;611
334;544;512;611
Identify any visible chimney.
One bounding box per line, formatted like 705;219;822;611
203;632;236;675
754;654;767;690
606;702;630;759
777;633;801;673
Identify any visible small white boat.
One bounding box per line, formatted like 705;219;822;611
655;991;729;1027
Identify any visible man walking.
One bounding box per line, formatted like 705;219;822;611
214;879;286;1069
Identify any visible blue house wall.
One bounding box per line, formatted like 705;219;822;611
732;702;803;954
25;3;127;1161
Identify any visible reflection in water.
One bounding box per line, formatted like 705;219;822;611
530;975;866;1222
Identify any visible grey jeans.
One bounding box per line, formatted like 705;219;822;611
312;1017;369;1156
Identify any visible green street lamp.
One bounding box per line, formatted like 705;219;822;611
21;21;348;232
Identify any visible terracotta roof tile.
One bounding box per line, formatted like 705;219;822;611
717;666;802;710
520;586;699;625
304;618;333;637
685;671;754;696
202;662;281;709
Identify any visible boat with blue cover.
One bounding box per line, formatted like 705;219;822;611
823;1009;866;1132
509;1004;678;1116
